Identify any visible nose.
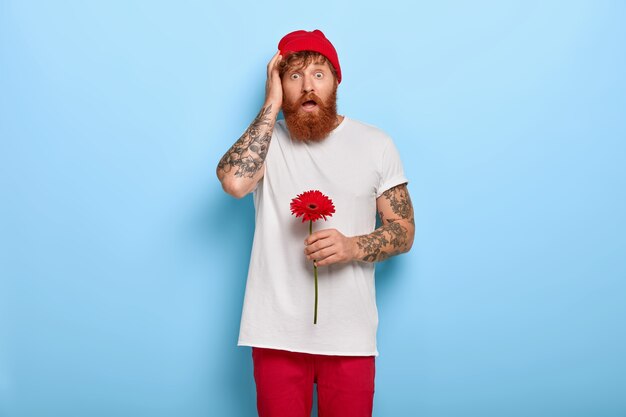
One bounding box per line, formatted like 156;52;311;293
302;76;314;94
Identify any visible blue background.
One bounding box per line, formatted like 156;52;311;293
1;1;625;416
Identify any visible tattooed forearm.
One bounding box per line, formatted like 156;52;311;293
354;184;415;263
356;221;409;262
217;104;275;178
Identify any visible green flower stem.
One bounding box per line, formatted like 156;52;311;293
309;220;318;325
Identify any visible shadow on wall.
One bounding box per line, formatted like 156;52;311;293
185;87;270;415
376;255;405;300
187;188;258;415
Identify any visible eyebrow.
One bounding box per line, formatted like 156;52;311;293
289;66;327;74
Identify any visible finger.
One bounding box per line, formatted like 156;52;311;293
268;50;280;64
272;56;282;74
307;247;335;262
270;51;282;69
304;238;334;255
305;229;336;245
315;254;341;267
267;51;281;73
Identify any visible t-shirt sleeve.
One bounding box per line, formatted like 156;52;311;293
376;137;409;198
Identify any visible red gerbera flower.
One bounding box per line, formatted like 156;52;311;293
290;189;335;325
290;190;335;223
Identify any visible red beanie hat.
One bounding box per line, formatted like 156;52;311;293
278;29;342;84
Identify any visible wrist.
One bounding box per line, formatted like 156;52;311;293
263;98;281;111
349;236;360;262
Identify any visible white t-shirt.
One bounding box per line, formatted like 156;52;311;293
237;116;408;357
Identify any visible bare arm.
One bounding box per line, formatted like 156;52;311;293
354;183;415;262
216;103;278;197
304;184;415;266
216;51;283;198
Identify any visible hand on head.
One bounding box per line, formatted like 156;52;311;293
265;51;283;109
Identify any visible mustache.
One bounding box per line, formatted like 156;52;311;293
297;92;325;107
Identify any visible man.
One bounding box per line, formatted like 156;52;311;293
216;29;414;417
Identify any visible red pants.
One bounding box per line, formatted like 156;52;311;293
251;347;375;417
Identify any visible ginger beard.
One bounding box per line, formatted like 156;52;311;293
281;85;339;142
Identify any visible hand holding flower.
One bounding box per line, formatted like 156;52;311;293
290;189;335;324
304;228;357;267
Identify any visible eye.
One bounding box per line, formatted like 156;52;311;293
315;72;324;79
290;73;300;80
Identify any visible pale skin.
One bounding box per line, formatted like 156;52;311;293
216;51;415;264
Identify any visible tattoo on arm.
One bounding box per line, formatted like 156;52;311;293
382;184;415;225
356;221;408;262
355;184;415;262
217;104;274;178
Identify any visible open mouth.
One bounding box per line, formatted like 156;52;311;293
301;100;318;110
